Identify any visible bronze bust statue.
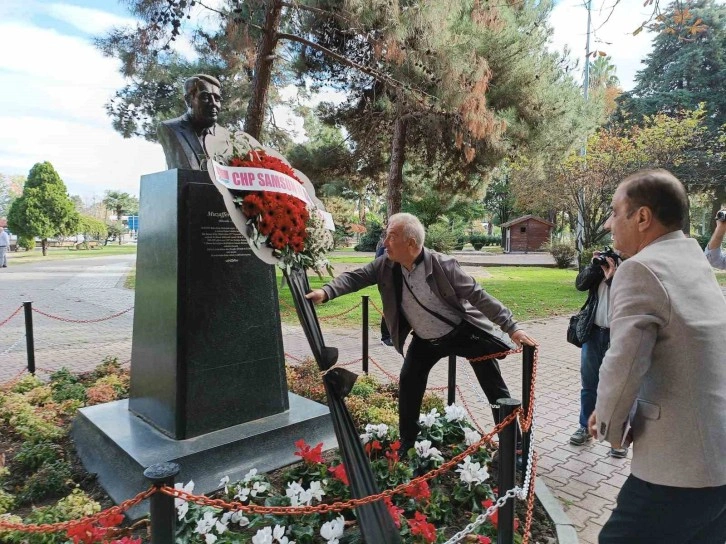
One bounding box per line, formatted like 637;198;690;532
158;74;230;170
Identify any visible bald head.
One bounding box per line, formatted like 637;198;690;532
621;169;687;230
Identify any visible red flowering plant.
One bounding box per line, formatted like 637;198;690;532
208;138;334;276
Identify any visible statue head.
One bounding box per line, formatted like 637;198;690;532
184;74;221;131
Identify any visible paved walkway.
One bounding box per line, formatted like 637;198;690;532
0;256;621;543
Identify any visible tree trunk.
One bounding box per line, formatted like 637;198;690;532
243;0;283;140
42;238;47;256
386;116;408;217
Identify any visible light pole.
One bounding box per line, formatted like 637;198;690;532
576;0;593;268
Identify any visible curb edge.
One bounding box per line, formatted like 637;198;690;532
534;476;580;544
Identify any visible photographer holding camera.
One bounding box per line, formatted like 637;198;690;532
704;209;726;269
569;247;628;458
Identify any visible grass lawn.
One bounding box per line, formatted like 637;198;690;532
276;266;582;326
7;244;137;265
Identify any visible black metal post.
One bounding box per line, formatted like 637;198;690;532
144;462;180;544
521;345;535;476
447;355;456;405
497;398;520;544
362;295;369;374
23;301;35;375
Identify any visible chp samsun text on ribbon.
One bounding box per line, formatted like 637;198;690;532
213;161;335;231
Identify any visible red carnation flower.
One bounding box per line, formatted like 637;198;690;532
294;439;325;464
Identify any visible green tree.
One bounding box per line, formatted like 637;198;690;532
589;56;620;90
616;0;726;216
78;215;108;243
302;0;600;218
0;174;24;218
7;162;80;256
102;191;139;220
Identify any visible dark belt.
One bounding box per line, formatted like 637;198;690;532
591;324;609;332
423;321;468;346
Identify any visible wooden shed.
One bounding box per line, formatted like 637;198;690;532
500;215;555;253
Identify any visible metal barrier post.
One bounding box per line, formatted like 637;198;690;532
521;345;535;476
447;355;456;405
144;462;180;544
497;398;520;544
23;301;35;375
362;295;369;374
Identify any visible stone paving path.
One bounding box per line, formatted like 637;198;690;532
0;255;635;543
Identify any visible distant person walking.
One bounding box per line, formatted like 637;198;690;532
0;227;9;268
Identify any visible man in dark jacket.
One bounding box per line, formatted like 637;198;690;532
569;249;627;458
306;213;537;451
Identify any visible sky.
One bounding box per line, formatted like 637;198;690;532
0;0;660;202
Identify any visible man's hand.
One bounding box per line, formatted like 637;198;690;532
510;329;538;347
588;412;598;439
601;256;618;281
305;289;328;304
707;209;726;250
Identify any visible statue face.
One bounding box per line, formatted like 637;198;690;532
188;80;221;129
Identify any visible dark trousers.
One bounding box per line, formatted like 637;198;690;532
398;323;517;444
579;326;609;428
381;317;390;341
600;474;726;543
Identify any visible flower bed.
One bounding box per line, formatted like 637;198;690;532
0;360;555;543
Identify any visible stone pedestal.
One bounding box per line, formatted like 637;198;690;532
73;169;336;517
72;396;336;519
129;169;289;439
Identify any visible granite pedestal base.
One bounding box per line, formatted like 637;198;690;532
72;395;336;519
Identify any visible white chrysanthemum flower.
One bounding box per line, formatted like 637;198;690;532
418;408;440;428
285;481;304;506
464;428;482;446
194;511;218;535
308;480;326;503
243;468;258;483
234;484;251;502
230;510;250;526
252;526;273;544
174;480;194;519
364;423;389;439
320;515;346;544
455;455;490;490
444;404;467;422
219;475;230;494
252;481;268;496
414;440;444;462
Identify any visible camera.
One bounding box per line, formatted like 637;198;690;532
592;246;620;266
716;210;726;222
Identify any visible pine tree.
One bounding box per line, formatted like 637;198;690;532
7;162;80;256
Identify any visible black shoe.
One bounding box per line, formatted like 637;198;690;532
380;337;394;346
569;426;592;446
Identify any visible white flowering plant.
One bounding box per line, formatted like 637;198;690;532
171;403;516;544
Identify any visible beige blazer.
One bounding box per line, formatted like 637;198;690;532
595;230;726;487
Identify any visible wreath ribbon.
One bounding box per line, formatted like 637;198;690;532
213;162;335;230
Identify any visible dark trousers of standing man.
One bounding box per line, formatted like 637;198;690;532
398;321;517;445
600;474;726;543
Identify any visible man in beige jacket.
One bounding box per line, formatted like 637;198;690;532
588;170;726;542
